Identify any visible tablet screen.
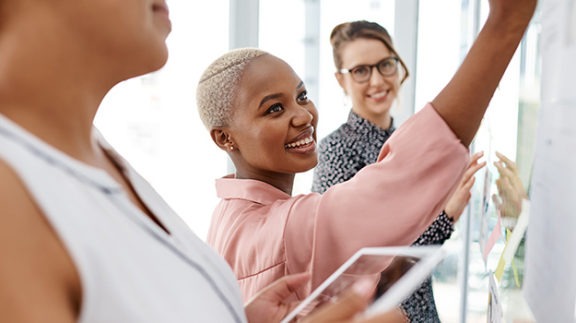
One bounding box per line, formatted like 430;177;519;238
281;246;446;323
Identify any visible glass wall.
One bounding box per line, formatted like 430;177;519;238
416;2;473;322
416;1;541;321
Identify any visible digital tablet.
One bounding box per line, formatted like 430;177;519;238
280;246;448;323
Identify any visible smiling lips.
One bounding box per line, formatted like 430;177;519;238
285;136;315;149
369;90;389;100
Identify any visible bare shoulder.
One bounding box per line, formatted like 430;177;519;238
0;159;80;323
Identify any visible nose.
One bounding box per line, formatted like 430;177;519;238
368;65;386;86
291;104;315;128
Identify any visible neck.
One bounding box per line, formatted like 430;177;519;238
0;31;116;164
353;108;392;130
234;169;295;196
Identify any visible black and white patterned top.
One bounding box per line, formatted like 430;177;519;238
312;110;454;323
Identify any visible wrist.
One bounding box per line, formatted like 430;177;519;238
442;210;455;224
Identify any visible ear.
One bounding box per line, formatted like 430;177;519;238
335;72;347;95
210;128;235;152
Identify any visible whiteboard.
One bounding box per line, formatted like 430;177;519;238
523;0;576;321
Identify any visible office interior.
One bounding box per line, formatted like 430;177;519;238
95;0;544;322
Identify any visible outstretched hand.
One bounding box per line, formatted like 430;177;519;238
444;151;487;222
491;151;527;219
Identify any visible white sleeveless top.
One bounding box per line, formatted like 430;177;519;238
0;114;246;323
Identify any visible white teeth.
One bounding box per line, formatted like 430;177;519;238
285;136;314;148
371;91;388;99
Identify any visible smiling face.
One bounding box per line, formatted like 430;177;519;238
224;54;319;187
336;38;401;127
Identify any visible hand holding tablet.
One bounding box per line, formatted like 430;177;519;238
281;246;448;323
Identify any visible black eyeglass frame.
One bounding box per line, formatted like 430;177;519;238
338;57;400;83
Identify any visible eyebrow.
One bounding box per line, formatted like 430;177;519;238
258;81;305;109
349;56;395;69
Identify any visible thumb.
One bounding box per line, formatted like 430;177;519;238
247;272;310;305
273;272;310;300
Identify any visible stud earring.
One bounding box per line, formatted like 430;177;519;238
229;145;234;151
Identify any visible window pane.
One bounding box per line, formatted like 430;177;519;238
95;0;230;239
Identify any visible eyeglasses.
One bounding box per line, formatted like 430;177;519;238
339;57;399;83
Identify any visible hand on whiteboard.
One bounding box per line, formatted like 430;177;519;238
444;151;486;222
492;151;527;220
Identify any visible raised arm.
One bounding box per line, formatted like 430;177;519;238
432;0;537;146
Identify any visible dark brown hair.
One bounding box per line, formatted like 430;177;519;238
330;20;409;84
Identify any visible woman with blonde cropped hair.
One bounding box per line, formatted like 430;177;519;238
197;1;536;321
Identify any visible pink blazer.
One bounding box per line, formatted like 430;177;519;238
207;103;469;301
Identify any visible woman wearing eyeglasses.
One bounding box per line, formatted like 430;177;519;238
311;21;485;322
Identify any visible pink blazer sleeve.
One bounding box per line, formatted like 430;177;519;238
284;103;470;289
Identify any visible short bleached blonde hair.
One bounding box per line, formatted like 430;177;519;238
196;48;268;129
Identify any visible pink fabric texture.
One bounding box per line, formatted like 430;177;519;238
207;103;469;301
